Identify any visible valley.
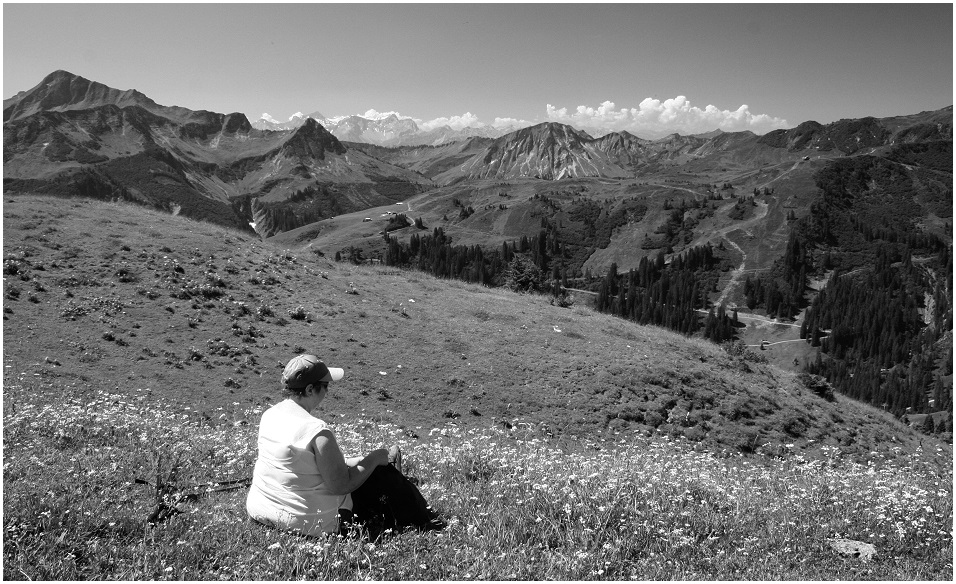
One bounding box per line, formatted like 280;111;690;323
2;70;952;582
4;69;953;437
1;194;944;461
3;2;953;577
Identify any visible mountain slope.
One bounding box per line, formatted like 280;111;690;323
756;110;954;154
3;70;432;237
253;110;519;146
3;69;209;126
422;110;952;185
3;194;947;467
344;136;496;178
433;122;632;182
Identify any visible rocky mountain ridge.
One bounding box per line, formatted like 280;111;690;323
4;70;952;240
253;110;520;146
425;111;953;184
3;70;432;236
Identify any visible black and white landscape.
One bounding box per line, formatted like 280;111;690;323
2;3;952;581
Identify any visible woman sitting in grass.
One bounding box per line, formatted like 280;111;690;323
246;354;443;537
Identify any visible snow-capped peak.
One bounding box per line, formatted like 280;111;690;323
252;107;526;146
362;109;413;121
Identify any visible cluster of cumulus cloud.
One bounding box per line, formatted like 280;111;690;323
267;96;790;138
545;97;790;138
414;112;528;132
408;97;787;138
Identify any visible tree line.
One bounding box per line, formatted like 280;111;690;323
382;227;739;343
592;245;738;343
778;152;953;431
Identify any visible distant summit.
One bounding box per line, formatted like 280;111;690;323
3;70;159;122
278;116;347;159
3;70;430;237
427;111;953;184
255;110;326;131
4;69;952;236
253;108;521;146
757;115;953;154
2;70;232;127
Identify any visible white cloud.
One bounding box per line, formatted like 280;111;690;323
491;116;532;129
546;98;789;138
277;97;785;138
259;113;278;123
413;113;534;131
417;112;486;131
361;109;412;121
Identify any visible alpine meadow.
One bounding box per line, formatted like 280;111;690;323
2;11;954;579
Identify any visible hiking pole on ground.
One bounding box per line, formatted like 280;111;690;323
135;472;253;524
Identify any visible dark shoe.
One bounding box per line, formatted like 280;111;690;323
421;516;447;532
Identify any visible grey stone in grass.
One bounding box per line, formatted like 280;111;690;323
828;538;877;560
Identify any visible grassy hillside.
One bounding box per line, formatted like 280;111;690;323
3;195;952;579
3;194;948;462
4;383;952;579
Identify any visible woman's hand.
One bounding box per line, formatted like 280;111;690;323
346;448;392;468
367;448;390;467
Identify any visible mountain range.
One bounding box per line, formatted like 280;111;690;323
3;69;953;445
5;70;951;241
253;110;519;146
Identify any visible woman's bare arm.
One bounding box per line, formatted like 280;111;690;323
312;429;388;495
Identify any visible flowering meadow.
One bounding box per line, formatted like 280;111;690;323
3;375;952;581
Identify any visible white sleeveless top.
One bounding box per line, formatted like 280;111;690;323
246;399;351;535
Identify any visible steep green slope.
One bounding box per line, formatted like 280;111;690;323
3;195;948;468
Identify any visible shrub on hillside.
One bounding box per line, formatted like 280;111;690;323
4;257;24;276
643;411;664;428
5;284;21;300
288;306;310;321
721;340;767;363
718;396;757;422
612;405;643;424
682;425;706;442
113;266;137;283
797;373;836;402
713;425;763;453
550;289;574;308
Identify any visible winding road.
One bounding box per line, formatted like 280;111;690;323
708;199;771;307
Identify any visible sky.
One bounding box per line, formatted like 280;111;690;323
3;2;953;139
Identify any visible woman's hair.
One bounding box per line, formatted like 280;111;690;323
280;384;310;398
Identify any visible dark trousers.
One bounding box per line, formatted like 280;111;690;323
339;464;443;538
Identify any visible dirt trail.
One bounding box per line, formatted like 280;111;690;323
715;237;745;307
743;336;826;348
757;160;802;190
694;308;801;328
711;201;769;307
645;181;702;197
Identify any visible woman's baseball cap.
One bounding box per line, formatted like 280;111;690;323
281;354;344;389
